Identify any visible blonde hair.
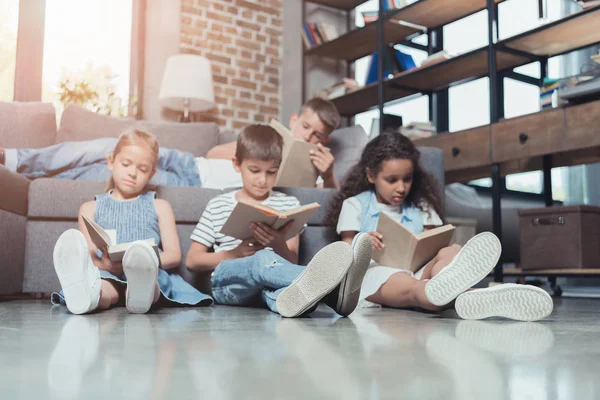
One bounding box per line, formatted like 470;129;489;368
299;97;340;135
104;129;160;193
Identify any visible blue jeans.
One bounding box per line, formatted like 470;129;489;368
17;138;201;187
211;249;305;313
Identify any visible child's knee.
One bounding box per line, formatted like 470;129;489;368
437;244;461;259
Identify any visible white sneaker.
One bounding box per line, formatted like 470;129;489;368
276;241;353;318
123;241;159;314
53;229;101;315
425;232;501;307
324;232;372;317
455;284;554;321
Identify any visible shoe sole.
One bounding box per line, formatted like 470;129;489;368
425;232;501;306
123;242;159;314
276;242;353;318
53;229;95;315
334;233;372;317
455;284;554;321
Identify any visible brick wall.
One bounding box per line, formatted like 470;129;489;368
180;0;283;130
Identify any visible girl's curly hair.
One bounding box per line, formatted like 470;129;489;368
324;131;444;227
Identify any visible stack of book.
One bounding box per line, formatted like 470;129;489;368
365;46;417;85
317;78;360;100
302;23;339;50
420;51;454;68
400;122;436;141
540;78;560;109
360;1;418;24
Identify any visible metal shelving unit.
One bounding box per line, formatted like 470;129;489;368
302;0;600;283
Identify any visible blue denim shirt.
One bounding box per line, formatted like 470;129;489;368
355;190;424;235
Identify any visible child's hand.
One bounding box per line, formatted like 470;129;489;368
230;239;264;259
368;232;385;251
310;144;335;179
98;251;123;277
250;221;293;251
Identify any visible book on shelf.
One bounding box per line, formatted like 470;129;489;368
270;119;319;188
365;47;416;85
361;11;379;24
400;121;436;140
420;51;453;68
319;78;360;99
302;23;339;50
372;212;455;273
220;200;320;242
82;215;158;262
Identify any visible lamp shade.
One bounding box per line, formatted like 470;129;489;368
159;54;215;112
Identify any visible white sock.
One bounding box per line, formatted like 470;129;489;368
5;148;17;172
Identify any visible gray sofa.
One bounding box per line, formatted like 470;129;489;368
0;101;444;296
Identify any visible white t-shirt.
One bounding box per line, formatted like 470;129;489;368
195;157;324;190
195;157;243;190
190;190;301;253
336;195;443;235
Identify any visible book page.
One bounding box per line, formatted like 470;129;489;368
270;119;319;188
272;203;320;241
220;201;280;240
409;225;456;272
372;211;417;269
82;215;112;250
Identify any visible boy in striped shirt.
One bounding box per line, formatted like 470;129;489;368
186;124;371;317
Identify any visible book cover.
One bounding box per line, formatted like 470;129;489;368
82;215;157;262
220;200;320;241
372;212;455;272
270;119;319;188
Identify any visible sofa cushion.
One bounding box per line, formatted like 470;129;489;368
156;186;222;223
275;187;337;226
28;179;105;219
328;125;368;183
0;101;57;148
28;179;221;223
56;104;220;156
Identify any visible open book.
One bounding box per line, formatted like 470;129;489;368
372;212;455;272
220;200;320;241
270;119;319;188
82;215;158;262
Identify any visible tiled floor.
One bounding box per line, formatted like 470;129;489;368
0;298;598;400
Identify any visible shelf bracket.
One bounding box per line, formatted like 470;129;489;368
505;71;542;87
496;44;542;63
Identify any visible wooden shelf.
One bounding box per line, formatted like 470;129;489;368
305;20;421;62
389;0;504;30
504;268;600;276
306;0;370;11
330;84;416;117
331;46;531;116
502;6;600;57
305;0;505;61
388;47;529;91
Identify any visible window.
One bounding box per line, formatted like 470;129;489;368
41;0;133;120
0;0;19;101
353;1;429;136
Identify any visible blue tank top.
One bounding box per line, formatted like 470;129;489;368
94;190;161;248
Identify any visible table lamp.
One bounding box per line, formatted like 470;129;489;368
159;54;215;122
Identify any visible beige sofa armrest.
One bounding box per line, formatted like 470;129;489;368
0;165;29;216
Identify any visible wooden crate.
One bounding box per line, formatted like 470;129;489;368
519;206;600;270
